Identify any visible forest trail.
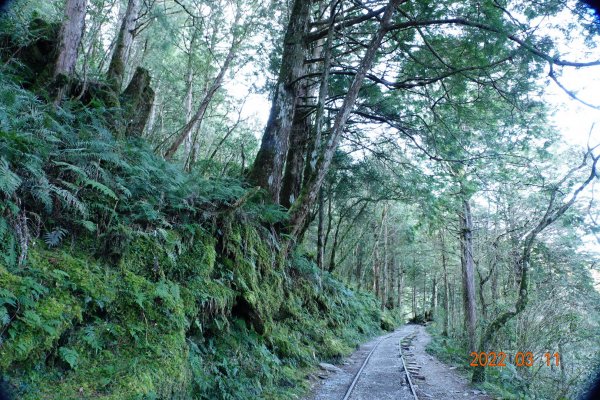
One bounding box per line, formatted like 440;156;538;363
305;324;492;400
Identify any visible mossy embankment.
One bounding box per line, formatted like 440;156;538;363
0;69;397;399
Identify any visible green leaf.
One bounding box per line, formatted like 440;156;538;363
59;347;79;370
85;179;118;200
79;220;97;232
0;157;21;196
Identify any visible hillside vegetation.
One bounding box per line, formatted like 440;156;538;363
0;71;395;399
2;0;600;399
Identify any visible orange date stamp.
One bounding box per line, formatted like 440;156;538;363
470;351;560;367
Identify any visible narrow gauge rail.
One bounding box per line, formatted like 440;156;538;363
341;331;419;400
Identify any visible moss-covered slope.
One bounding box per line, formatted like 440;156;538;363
1;231;393;399
0;70;396;399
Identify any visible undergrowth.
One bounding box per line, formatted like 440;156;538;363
425;324;532;399
0;70;396;399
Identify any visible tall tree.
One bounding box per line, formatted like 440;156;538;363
54;0;87;103
163;13;241;160
459;197;477;353
286;0;403;240
107;0;141;92
248;0;313;203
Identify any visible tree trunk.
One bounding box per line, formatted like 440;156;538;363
460;199;478;354
323;184;333;256
381;204;388;310
431;275;437;316
316;187;325;270
305;4;336;193
183;38;196;154
356;242;364;290
54;0;87;104
478;268;488;321
422;270;427;316
328;209;345;273
440;232;451;337
107;0;140;92
281;10;332;208
164;34;238;160
397;264;404;318
286;0;401;240
412;277;416;319
280;96;310;208
249;0;312;203
373;245;380;299
121;66;154;137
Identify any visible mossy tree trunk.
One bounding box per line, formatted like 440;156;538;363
328;211;344;273
285;0;402;241
53;0;87;104
249;0;313;203
279;83;311;209
121;66;155;137
316;187;325;270
107;0;141;93
460;198;478;354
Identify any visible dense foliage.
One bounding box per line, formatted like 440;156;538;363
0;70;396;398
1;0;599;399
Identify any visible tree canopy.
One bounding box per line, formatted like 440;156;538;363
0;0;599;398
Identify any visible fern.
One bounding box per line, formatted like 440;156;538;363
82;325;102;354
58;347;79;370
0;216;9;241
0;288;17;308
84;178;118;200
78;220;97;232
0;157;21;196
31;176;54;213
0;306;10;326
52;160;89;179
49;185;88;217
44;227;68;247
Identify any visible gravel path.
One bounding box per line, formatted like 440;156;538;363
304;324;493;400
304;325;415;400
406;325;492;399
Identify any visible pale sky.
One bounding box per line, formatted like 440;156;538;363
224;5;600;260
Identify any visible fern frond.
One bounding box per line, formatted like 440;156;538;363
84;179;118;201
31;177;53;213
78;220;96;232
58;347;79;370
0;157;22;196
44;227;68;247
49;185;88;218
52;161;89;179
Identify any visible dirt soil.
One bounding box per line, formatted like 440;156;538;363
407;325;492;399
303;324;493;400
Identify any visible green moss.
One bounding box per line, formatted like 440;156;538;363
0;67;394;398
2;221;392;399
380;312;396;331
